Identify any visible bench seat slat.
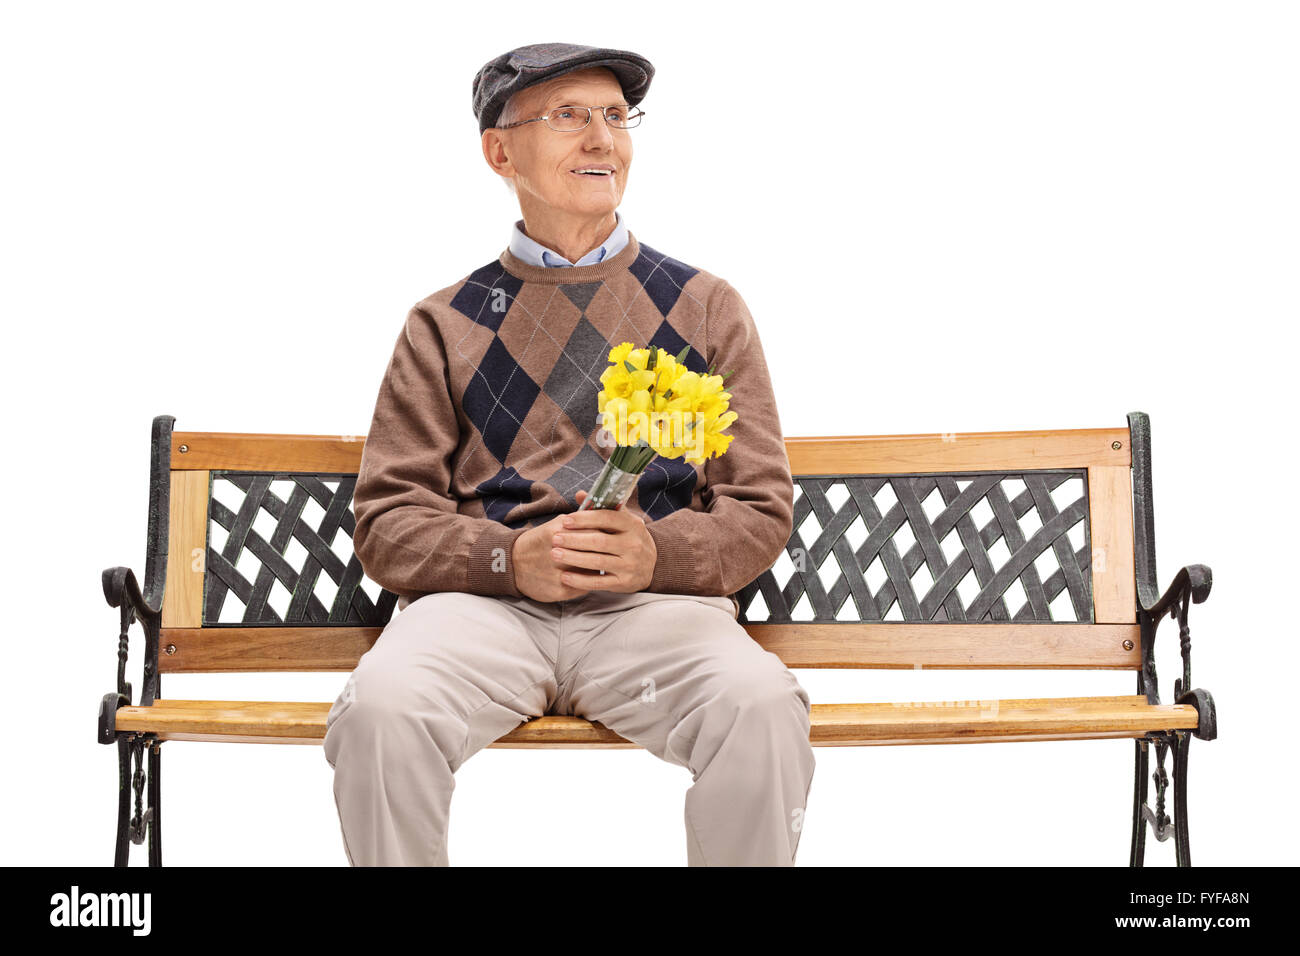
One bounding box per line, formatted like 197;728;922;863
113;695;1200;747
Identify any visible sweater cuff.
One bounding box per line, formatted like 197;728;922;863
466;522;529;597
645;520;700;594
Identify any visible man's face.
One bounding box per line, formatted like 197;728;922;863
490;68;632;217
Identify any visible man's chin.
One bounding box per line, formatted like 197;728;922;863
556;191;622;214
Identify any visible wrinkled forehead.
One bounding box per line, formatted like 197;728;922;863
517;67;627;112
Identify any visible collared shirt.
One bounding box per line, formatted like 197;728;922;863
508;210;628;267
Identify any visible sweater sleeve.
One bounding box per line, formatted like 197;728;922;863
642;281;795;598
351;305;528;600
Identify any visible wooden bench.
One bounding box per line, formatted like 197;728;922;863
99;411;1217;866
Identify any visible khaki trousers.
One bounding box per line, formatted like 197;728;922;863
322;588;815;866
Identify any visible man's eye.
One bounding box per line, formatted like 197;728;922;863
555;109;574;119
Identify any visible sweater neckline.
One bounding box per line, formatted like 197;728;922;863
499;231;641;284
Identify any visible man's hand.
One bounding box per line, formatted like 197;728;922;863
550;489;657;593
511;490;658;602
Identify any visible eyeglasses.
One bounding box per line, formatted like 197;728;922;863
497;104;645;132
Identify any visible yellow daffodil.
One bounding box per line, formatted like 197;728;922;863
595;342;737;469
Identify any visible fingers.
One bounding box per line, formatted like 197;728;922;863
561;568;617;590
551;546;610;572
551;529;616;553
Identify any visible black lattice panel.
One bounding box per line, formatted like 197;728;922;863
203;471;398;627
736;471;1093;624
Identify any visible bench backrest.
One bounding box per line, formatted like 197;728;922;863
147;414;1151;675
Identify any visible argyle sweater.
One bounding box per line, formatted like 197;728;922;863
351;231;794;611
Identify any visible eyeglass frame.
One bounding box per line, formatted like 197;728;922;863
495;103;645;132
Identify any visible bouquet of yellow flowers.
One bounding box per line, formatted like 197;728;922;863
579;341;737;512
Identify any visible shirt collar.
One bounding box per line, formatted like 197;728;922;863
509;211;627;268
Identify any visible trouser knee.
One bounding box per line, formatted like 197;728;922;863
324;668;467;771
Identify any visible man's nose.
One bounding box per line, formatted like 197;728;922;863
580;112;616;147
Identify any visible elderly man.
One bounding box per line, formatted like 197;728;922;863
322;42;814;866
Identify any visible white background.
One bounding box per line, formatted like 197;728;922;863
2;0;1295;866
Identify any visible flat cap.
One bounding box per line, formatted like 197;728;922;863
472;42;654;134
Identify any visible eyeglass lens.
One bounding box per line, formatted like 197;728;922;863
546;106;642;131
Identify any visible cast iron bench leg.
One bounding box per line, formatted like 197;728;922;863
148;740;162;867
1173;730;1191;867
1130;731;1194;866
114;736;132;867
113;735;162;866
1129;738;1149;866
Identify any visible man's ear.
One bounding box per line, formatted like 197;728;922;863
482;128;514;178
